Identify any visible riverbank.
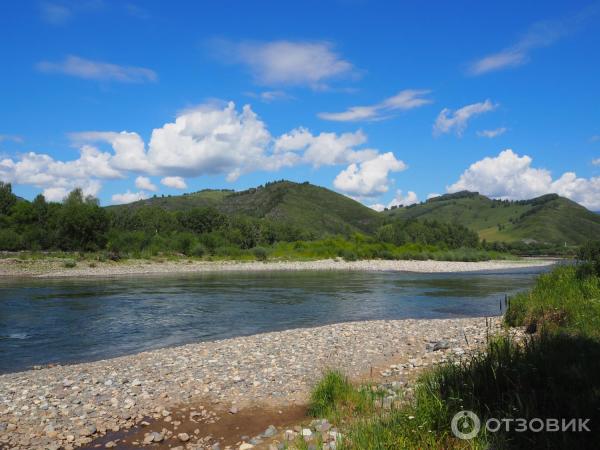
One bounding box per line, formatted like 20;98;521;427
0;257;555;278
0;316;511;450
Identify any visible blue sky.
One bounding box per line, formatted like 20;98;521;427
1;0;599;209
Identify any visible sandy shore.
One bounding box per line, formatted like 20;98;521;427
0;317;519;450
0;257;555;279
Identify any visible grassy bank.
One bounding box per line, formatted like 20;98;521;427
1;236;513;265
306;256;600;448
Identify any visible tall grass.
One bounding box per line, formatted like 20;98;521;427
309;266;600;449
505;265;600;337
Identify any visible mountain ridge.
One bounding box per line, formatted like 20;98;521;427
109;181;600;245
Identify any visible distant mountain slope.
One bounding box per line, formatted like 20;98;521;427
109;181;380;236
384;191;600;245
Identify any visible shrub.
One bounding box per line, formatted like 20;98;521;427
214;245;243;257
173;232;197;256
190;243;206;257
340;249;358;261
0;229;22;251
308;370;361;418
63;259;77;268
252;246;268;261
576;240;600;278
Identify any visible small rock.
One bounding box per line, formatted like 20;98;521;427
262;424;277;437
432;340;450;351
239;443;254;450
284;429;297;441
177;432;190;442
229;406;239;414
81;424;96;436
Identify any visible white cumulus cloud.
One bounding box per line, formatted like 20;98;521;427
160;176;187;189
1;102;402;202
448;149;600;210
0;146;118;201
370;190;420;211
111;190;148;205
319;89;432;122
135;176;157;191
70;131;151;172
433;100;497;136
333;152;406;197
387;190;419;207
37;55;157;83
147;102;287;180
369;203;386;212
275;128;377;167
214;40;355;89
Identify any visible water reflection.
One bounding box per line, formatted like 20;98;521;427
0;268;545;373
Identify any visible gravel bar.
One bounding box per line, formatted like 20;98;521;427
0;257;555;278
0;316;508;449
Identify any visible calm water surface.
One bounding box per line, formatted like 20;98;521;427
0;268;546;373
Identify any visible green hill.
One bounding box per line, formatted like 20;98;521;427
110;183;600;245
109;180;380;236
384;191;600;245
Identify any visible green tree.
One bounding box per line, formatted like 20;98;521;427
56;189;109;250
177;207;227;234
0;182;17;215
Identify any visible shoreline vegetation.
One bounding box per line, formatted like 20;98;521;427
0;183;578;272
0;255;555;278
303;242;600;449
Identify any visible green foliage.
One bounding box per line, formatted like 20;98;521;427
576;240;600;278
252;246;268;261
270;237;506;262
505;265;600;337
0;229;22;251
2;180;587;262
108;180;380;238
308;370;374;421
385;190;600;247
314;268;600;449
62;259;77;268
0;182;17;215
56;189;109;251
176;207;226;234
190;243;206;257
376;219;479;249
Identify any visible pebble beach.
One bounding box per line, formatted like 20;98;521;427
0;316;519;450
0;258;549;449
0;257;555;278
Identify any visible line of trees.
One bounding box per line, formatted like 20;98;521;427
0;183;485;258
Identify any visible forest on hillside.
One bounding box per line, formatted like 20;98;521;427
0;183;494;261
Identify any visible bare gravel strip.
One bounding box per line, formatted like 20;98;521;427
0;317;505;450
0;257;555;278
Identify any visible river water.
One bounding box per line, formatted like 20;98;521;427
0;268;545;373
